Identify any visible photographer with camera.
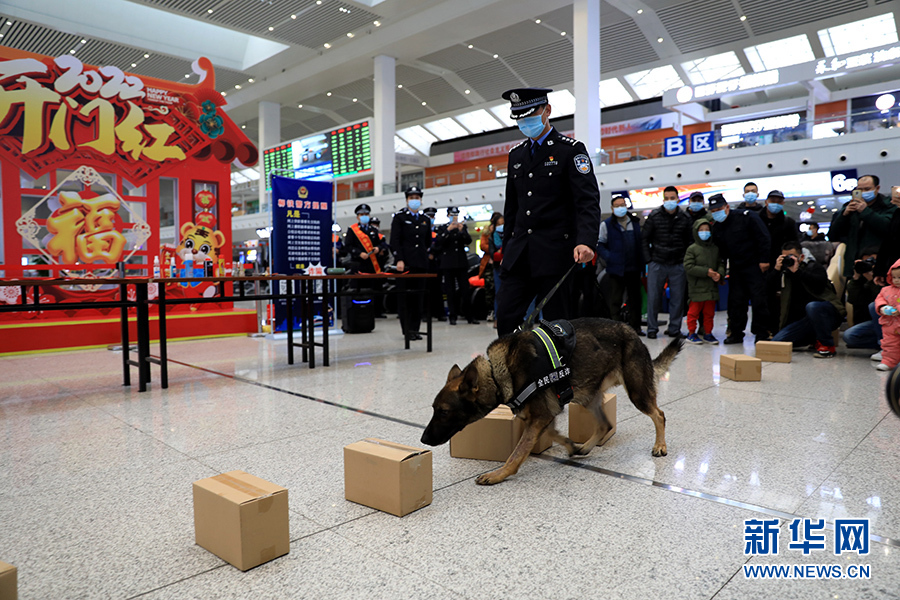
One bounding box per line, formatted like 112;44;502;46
771;241;846;358
842;248;883;354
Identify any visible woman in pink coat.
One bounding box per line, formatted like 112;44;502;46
874;258;900;370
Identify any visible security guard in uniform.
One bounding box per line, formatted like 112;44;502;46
390;186;431;340
496;87;602;336
434;206;478;325
344;204;384;274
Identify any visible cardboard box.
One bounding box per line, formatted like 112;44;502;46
755;341;792;363
450;405;552;461
0;561;16;600
720;354;762;381
568;393;617;445
344;438;432;517
193;471;290;571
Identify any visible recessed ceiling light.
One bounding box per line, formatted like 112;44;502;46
291;14;296;19
373;20;381;26
207;8;213;13
235;84;241;89
69;49;76;54
493;54;498;58
397;84;403;89
316;0;321;4
268;26;274;31
560;31;566;36
298;104;303;108
346;32;354;38
131;63;136;67
467;44;473;49
535;19;541;24
323;42;331;48
464;89;470;94
248;78;254;83
421;101;426;106
657;37;664;43
352;98;358;102
144;53;150;58
740;15;746;21
80;39;86;44
185;74;190;78
326;92;332;96
637;9;643;14
222;92;227;97
241;125;246;129
0;34;4;38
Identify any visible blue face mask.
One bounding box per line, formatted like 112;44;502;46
711;209;727;223
767;203;783;214
358;215;370;225
495;224;504;233
806;229;815;237
407;199;421;211
663;200;678;212
613;206;628;218
698;230;712;241
861;191;876;201
517;114;545;138
743;192;758;203
689;202;704;212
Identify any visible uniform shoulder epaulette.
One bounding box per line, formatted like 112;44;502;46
509;140;527;153
557;133;579;146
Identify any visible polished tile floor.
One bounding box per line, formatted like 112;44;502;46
1;316;898;599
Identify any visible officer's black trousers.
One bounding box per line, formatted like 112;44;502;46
441;267;470;322
496;256;572;336
727;265;769;338
397;266;427;335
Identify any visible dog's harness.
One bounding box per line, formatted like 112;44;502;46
506;319;576;410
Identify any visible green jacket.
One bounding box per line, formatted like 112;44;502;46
828;193;896;277
683;220;725;302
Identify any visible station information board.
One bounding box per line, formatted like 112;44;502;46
329;121;372;177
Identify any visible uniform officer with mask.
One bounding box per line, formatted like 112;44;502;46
390;186;431;340
495;87;601;336
344;204;383;274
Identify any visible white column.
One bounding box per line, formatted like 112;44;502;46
373;55;397;195
258;100;281;212
573;0;601;161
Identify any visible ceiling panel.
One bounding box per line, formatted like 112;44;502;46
600;20;659;73
301;92;354;110
304;113;341;132
418;46;494;72
657;0;747;54
504;38;574;88
330;77;375;101
467;21;564;57
456;60;524;103
281;121;313;140
739;0;868;36
535;5;573;31
0;18;82;58
128;0;219;17
396;64;442;87
269;0;380;49
336;103;372;122
396;90;434;122
406;77;470;113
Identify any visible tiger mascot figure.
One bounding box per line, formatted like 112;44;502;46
162;213;226;303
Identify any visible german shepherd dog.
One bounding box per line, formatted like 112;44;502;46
421;318;683;485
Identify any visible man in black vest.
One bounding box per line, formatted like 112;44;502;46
496;87;601;336
390;186;431;341
434;207;478;325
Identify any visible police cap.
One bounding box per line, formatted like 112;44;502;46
405;186;424;198
502;87;552;119
354;203;371;215
423;207;437;218
447;206;460;216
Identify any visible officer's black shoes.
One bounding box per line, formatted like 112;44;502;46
723;335;744;344
647;332;657;339
467;318;480;324
406;332;422;341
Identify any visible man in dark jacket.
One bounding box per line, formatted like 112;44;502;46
828;175;896;278
686;190;708;223
597;195;644;334
761;190;799;336
873;185;900;286
433;207;478;325
772;241;846;358
390;186;431;340
642;185;692;338
736;181;764;213
496;87;601;336
708;194;772;344
842;247;882;351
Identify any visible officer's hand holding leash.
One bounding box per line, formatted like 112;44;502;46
573;244;594;264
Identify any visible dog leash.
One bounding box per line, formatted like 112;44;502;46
519;262;578;331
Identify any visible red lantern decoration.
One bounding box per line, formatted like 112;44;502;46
194;190;216;209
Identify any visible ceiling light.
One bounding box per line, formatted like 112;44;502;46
373;20;381;26
222;92;226;96
493;54;498;58
657;37;664;43
323;42;331;48
560;31;566;36
467;44;473;49
421;101;427;106
740;15;746;21
144;53;150;58
241;125;246;129
316;0;321;4
397;84;403;89
535;19;541;24
185;74;190;78
207;8;213;13
291;14;296;19
268;26;274;31
69;49;76;54
235;85;241;89
248;78;254;83
326;91;332;96
876;93;896;111
131;63;136;67
347;32;354;38
352;98;358;102
298;104;303;108
637;9;643;14
464;89;470;94
81;39;86;44
0;34;4;38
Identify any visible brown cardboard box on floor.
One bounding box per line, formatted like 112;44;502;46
755;341;792;363
344;438;432;517
193;471;290;571
450;405;552;461
720;354;762;381
568;393;617;446
0;561;16;600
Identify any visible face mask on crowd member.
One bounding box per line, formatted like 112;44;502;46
857;175;880;202
688;191;704;213
611;195;629;219
662;186;679;213
517;110;548;139
743;182;759;203
698;224;712;241
358;214;370;225
766;190;785;214
708;194;729;222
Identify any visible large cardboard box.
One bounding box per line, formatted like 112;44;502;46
720;354;762;381
450;405;552;461
568;393;617;445
193;471;290;571
755;341;792;363
344;439;432;517
0;561;16;600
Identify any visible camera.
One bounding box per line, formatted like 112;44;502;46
854;256;877;274
782;255;796;268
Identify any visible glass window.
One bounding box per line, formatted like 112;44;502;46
396;125;438;155
682;51;745;85
744;35;815;71
159;177;177;228
423;118;469;140
123;179;146;196
624;65;684;100
239;167;260;181
454;109;505;134
394;135;418;155
547;89;577;117
599;78;633;108
818;13;898;57
20;171;50;190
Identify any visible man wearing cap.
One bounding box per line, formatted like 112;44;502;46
434;207;478;325
707;194;772;344
686;191;708;223
496;87;601;336
761;190;799;336
344;204;384;275
390;186;431;340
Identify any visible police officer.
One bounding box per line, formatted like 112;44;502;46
390;186;431;340
344;204;384;274
423;206;446;321
496;87;601;336
434;207;478;325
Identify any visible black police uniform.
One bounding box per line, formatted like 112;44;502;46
344;224;384;274
433;215;475;324
390;207;431;338
497;126;602;335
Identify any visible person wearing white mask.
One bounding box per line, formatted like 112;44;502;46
829;174;897;279
390;186;431;340
597;195;645;334
760;190;799;337
736;181;764;213
641;186;692;339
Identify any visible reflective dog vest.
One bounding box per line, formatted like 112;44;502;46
506;319;576;410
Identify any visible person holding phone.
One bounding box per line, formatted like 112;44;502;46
828;175;896;279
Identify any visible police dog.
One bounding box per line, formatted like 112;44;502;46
421;318;682;485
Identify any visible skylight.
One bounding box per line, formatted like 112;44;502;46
547;89;577;117
489;104;517;127
818;13;898;57
394;135;417;155
623;65;684;100
599;78;633;107
396;125;438;155
744;34;815;71
454;109;504;134
239;167;260;181
423;118;469;140
682;51;745;85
